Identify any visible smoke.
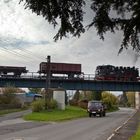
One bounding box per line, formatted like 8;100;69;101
3;0;12;3
133;53;140;66
128;50;140;66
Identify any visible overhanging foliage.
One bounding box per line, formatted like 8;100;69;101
20;0;140;52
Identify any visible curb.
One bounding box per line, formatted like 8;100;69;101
106;109;137;140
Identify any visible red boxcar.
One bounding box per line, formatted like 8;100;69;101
39;62;81;74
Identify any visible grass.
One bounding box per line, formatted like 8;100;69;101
0;108;24;116
129;125;140;140
24;106;88;122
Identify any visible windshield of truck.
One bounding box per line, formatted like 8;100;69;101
88;102;102;108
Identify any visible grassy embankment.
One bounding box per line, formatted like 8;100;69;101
0;109;24;116
24;106;88;122
129;125;140;140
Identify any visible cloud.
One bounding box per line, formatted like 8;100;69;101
0;0;54;42
0;36;49;48
3;0;12;3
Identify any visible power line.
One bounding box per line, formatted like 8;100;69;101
0;47;38;66
16;47;45;61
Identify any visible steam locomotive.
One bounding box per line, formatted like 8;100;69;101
95;65;139;81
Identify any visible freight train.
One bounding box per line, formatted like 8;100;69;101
0;63;139;81
0;66;28;77
38;63;139;81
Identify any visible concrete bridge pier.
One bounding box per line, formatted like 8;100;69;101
53;88;66;110
135;92;140;109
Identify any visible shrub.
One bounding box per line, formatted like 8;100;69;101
107;105;119;112
21;103;29;110
45;99;57;109
69;99;78;106
31;99;45;112
0;93;22;109
102;91;118;110
78;99;88;109
0;85;25;109
11;97;22;108
0;93;16;104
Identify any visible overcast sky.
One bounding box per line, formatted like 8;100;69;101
0;0;140;76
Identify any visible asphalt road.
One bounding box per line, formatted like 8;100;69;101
0;108;135;140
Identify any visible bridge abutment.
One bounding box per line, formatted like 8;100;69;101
135;92;140;109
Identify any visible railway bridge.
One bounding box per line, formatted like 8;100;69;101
0;75;140;91
0;75;140;109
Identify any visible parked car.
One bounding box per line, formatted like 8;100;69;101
87;100;106;117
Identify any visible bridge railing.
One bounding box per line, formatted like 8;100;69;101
1;72;140;82
20;73;96;80
21;72;40;79
83;74;95;80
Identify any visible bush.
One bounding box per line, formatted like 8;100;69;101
107;105;119;112
0;104;21;110
32;99;58;112
0;93;16;104
102;91;118;110
11;97;22;108
21;104;29;110
45;99;57;109
69;99;78;106
0;93;22;109
31;99;45;112
78;99;88;109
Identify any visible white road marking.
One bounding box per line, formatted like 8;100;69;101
106;109;137;140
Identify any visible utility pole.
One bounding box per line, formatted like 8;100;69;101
46;55;51;89
45;55;51;109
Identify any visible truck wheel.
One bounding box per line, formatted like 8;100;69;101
89;113;92;117
103;112;106;117
99;112;102;117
